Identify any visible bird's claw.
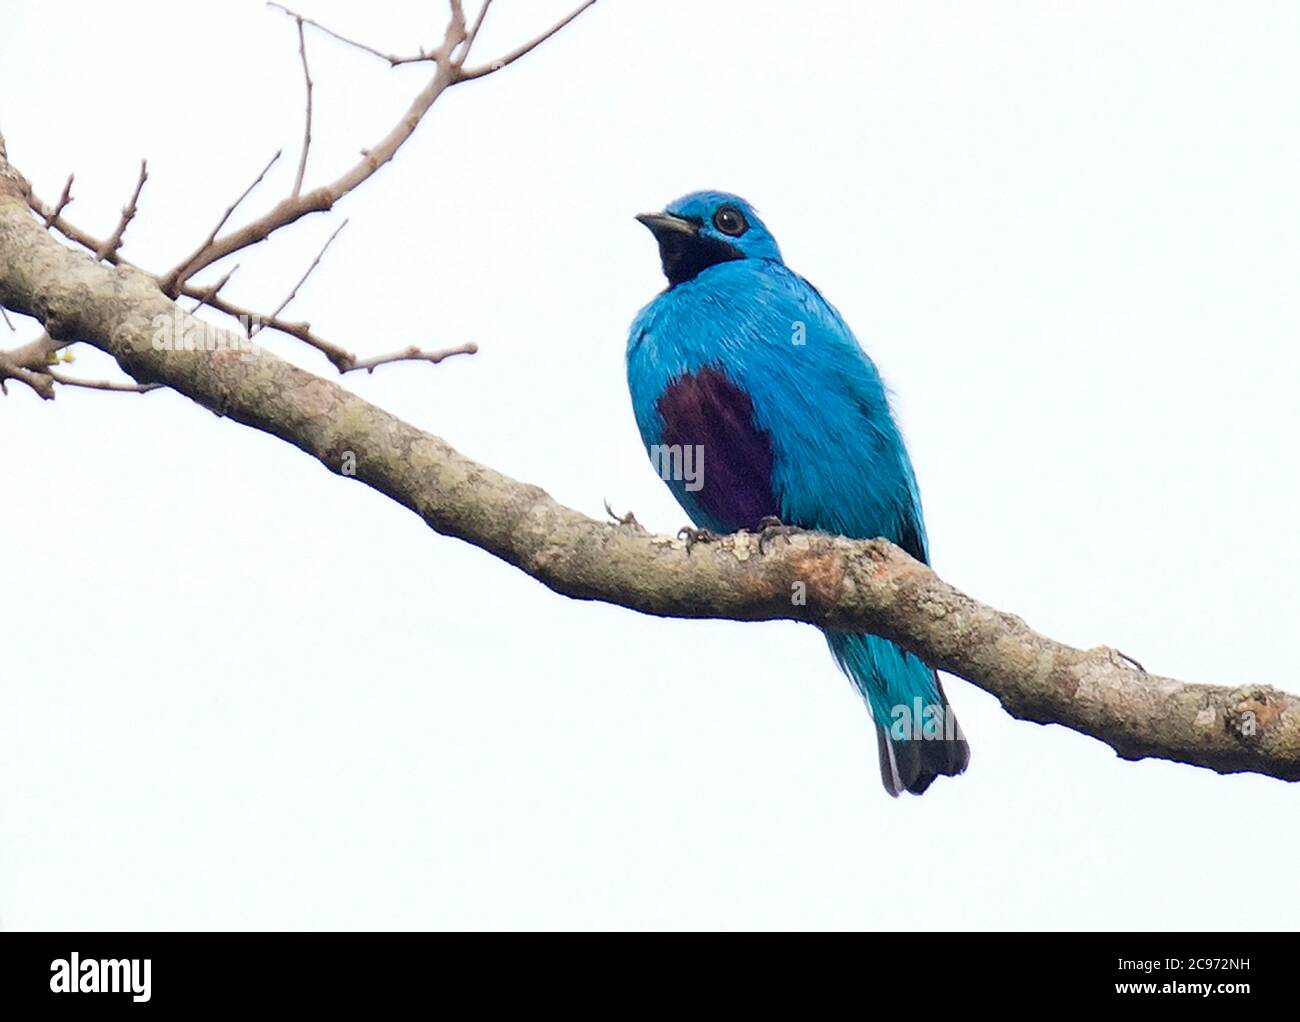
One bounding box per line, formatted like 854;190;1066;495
755;515;800;554
604;499;646;533
677;526;717;553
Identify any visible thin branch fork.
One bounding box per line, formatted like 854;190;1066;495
22;194;467;378
178;286;353;370
267;1;439;66
157;2;470;293
27;170;463;376
186;265;240;315
0;328;154;399
29;191;123;265
159;150;283;295
457;0;597;81
12;0;596;384
42;172;73;227
264;0;597;79
160;0;596;292
157;68;449;291
249;219;348;337
94;159;148;262
177;285;473;375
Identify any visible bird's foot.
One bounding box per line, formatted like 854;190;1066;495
604;499;646;533
755;515;801;554
677;526;718;553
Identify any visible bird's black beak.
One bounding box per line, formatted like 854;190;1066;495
637;209;742;287
635;212;698;241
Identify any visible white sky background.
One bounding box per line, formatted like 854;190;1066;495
2;0;1298;930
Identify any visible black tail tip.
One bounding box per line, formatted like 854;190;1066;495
876;723;970;797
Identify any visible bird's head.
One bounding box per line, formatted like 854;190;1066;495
636;191;782;287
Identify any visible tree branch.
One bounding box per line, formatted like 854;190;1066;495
0;348;54;398
1;162;1295;783
41;172;73;228
1;331;66;368
248;218;347;337
157;4;470;294
290;15;314;197
456;0;597;82
347;342;478;373
94;159;148;262
267;2;438;67
159;149;282;294
14;0;593;382
42;366;162;394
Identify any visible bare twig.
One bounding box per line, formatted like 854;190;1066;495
94;160;149;262
40;173;74;228
160;149;282;294
349;342;478;373
186;265;241;315
31;198;124;266
439;2;468;66
456;0;596;82
250;219;347;336
178;284;475;375
177;287;356;370
267;2;435;66
291;16;313;196
42;367;162;394
456;0;492;64
1;306;14;331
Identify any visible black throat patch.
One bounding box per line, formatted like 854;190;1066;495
656;230;745;287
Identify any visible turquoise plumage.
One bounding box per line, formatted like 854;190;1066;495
626;191;968;795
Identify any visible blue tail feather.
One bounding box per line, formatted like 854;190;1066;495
826;632;970;796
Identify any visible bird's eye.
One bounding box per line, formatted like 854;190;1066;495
713;205;748;237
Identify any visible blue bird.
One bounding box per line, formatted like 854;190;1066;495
626;191;969;796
